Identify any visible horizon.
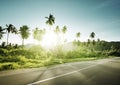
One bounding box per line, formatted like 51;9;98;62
0;0;120;45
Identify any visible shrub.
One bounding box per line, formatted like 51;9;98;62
0;63;20;71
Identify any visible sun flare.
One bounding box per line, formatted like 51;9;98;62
41;31;57;47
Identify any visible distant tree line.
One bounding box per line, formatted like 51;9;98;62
0;14;119;55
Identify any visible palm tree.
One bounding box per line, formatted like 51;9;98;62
45;14;55;31
97;38;100;42
76;32;80;40
90;32;95;45
33;28;45;43
6;24;17;45
54;26;60;35
62;26;67;34
62;26;67;43
90;32;95;39
76;32;81;46
54;26;60;44
0;26;5;40
87;39;91;45
19;25;30;46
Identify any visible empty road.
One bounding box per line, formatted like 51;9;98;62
0;57;120;85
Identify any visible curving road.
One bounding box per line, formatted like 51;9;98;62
0;57;120;85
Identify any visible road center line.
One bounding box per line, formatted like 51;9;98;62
28;59;112;85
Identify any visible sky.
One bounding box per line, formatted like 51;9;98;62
0;0;120;45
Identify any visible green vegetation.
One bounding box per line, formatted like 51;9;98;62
0;41;120;71
0;14;120;71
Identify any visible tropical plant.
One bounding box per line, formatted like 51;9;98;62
0;26;5;40
6;24;17;45
45;14;55;31
90;32;95;45
90;32;95;39
54;26;60;35
33;28;45;42
87;39;91;45
76;32;80;39
62;26;67;43
76;32;81;46
19;25;30;46
54;26;60;44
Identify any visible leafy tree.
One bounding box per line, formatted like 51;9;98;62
33;28;45;42
76;32;80;39
62;26;67;43
87;39;91;45
45;14;55;31
54;26;60;44
97;38;101;45
76;32;81;46
90;32;95;45
19;25;30;46
90;32;95;39
6;24;17;45
54;26;60;35
0;26;5;40
62;26;67;34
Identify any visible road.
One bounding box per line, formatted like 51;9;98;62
0;57;120;85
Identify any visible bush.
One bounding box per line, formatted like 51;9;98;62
0;63;20;71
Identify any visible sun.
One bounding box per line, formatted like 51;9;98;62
40;31;57;48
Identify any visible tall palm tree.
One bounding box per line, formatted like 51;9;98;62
62;26;67;34
6;24;17;45
90;32;95;45
0;26;5;40
76;32;80;40
45;14;55;31
54;26;60;44
19;25;30;46
90;32;95;39
62;26;67;43
76;32;81;45
87;39;91;45
54;26;60;35
33;28;45;42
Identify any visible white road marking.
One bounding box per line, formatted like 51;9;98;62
28;59;112;85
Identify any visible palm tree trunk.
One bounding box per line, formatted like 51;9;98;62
22;39;24;47
7;33;9;45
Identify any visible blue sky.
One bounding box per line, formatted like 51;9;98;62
0;0;120;44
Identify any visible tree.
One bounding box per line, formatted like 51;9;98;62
33;28;45;43
97;38;101;45
19;25;30;46
54;26;60;35
62;26;67;34
0;26;5;40
90;32;95;45
54;26;60;44
76;32;80;39
45;14;55;31
90;32;95;39
6;24;17;45
62;26;67;43
87;39;91;45
76;32;81;46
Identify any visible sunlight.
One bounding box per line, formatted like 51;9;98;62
41;31;57;47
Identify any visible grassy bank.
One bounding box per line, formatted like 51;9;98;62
0;43;117;71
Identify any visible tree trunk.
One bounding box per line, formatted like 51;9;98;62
22;39;24;47
7;33;9;45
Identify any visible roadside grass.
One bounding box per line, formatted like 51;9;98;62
0;55;112;71
0;45;118;71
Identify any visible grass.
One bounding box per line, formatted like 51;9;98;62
0;44;119;71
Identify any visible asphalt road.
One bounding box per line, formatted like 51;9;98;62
0;57;120;85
